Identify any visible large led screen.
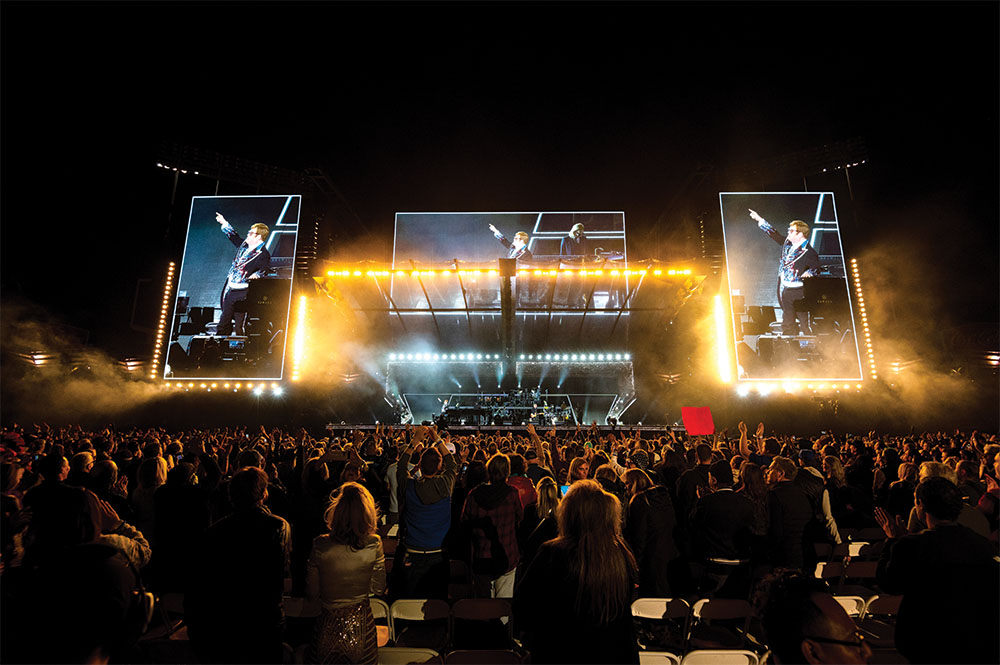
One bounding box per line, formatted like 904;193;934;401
164;195;300;380
391;211;626;308
720;192;862;381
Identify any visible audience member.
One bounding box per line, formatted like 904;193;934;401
875;477;999;664
461;452;523;598
514;480;639;664
306;482;386;664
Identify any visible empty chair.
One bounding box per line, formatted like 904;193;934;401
687;599;755;650
451;598;513;650
372;598;392;647
638;651;682;665
390;599;451;651
631;598;691;653
680;649;758;665
833;595;866;617
838;560;879;597
378;646;442;665
858;594;902;649
444;649;523;664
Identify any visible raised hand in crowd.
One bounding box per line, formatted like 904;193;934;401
874;507;906;539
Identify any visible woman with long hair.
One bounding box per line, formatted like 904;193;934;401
519;476;561;573
514;480;639;664
306;482;386;664
622;468;679;598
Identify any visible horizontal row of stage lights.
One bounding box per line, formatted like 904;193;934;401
326;268;692;277
388;352;631;362
162;381;284;395
735;382;864;396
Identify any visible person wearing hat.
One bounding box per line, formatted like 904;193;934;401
691;459;755;595
560;223;588;257
523;448;552;486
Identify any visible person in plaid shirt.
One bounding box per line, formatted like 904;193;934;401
460;453;523;598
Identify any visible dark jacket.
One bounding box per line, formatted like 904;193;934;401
766;481;813;569
624;485;680;597
877;523;999;664
186;506;291;664
691;488;754;562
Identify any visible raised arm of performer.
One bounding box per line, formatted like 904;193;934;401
749;209;785;245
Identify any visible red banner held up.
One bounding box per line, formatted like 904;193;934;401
681;406;715;435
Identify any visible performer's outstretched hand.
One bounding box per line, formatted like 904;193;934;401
748;209;768;228
216;212;228;226
488;224;499;234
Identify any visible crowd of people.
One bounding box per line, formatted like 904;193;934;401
1;420;998;664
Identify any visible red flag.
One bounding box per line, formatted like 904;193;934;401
681;406;715;435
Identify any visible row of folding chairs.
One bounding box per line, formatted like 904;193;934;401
639;650;763;665
631;598;764;654
376;647;523;664
371;598;515;653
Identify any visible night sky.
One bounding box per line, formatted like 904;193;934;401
1;1;997;358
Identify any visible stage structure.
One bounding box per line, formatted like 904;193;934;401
314;212;706;425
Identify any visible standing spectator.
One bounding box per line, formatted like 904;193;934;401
395;427;457;599
766;456;813;570
519;476;560;574
186;467;291;664
885;463;918;521
514;480;639;664
822;456;873;529
306;482;386;665
691;460;754;596
875;478;999;665
623;468;680;598
461;453;523;598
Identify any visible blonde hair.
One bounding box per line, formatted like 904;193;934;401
536;476;560;518
789;220;809;236
250;223;270;241
325;482;378;550
514;231;529;243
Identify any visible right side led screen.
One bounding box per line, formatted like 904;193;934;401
720;192;862;381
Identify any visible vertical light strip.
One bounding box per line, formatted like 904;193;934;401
715;294;732;383
850;258;878;380
150;262;176;380
291;295;307;381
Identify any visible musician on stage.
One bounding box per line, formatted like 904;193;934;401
749;209;820;336
488;224;533;262
215;212;271;336
559;223;588;257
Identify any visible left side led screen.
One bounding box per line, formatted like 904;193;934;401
164;195;301;380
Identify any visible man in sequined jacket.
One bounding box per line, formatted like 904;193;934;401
749;209;820;336
215;212;271;336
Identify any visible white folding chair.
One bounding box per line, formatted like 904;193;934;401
639;651;682;665
377;646;440;665
688;599;755;650
631;598;691;652
389;599;451;650
833;595;866;617
680;649;758;665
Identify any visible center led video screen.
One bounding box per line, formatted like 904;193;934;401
719;192;862;381
164;195;301;380
391;211;626;307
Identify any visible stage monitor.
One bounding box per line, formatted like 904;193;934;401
164;195;301;380
719;192;863;381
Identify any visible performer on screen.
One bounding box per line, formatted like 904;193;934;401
215;212;271;336
559;222;588;257
749;209;820;337
488;224;533;262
